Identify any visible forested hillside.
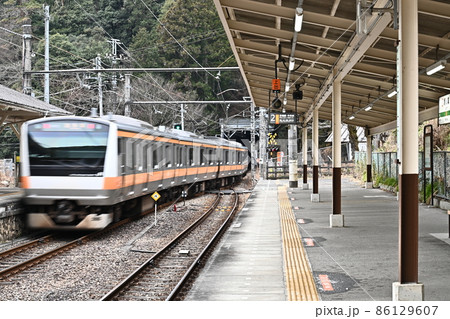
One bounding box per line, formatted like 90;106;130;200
0;0;246;137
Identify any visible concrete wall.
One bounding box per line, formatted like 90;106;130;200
0;197;25;242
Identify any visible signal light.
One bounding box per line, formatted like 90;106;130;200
174;123;182;130
293;90;303;100
272;98;282;109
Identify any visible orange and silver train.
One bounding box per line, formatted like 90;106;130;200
20;114;248;230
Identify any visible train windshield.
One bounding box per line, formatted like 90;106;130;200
27;120;109;176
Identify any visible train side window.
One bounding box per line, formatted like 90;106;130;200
165;144;172;168
218;148;223;165
141;142;147;172
200;149;205;166
147;144;152;172
189;147;194;166
181;146;186;167
179;146;185;167
177;146;183;167
153;143;159;169
136;141;143;172
118;137;126;174
225;150;229;164
208;149;213;165
126;138;134;174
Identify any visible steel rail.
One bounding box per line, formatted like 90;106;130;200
100;193;222;301
0;208;155;279
166;190;239;301
0;235;53;259
0;234;89;279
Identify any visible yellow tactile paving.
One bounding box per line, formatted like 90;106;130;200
278;186;319;301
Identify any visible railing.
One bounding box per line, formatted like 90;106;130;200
355;151;450;201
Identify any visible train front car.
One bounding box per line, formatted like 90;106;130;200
20;117;119;230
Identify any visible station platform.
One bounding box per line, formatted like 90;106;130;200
185;177;450;301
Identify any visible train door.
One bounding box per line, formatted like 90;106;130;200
133;139;144;196
186;145;196;183
118;137;127;199
149;141;163;191
206;148;215;179
125;137;136;197
199;148;207;181
220;149;229;178
175;145;187;185
162;143;175;189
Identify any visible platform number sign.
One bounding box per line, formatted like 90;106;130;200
439;93;450;125
151;191;161;202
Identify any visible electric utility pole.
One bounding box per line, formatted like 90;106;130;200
22;24;32;95
44;5;50;103
95;55;103;116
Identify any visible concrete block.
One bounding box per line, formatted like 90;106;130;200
330;214;344;227
392;282;424;301
439;200;450;210
302;183;309;190
311;193;320;202
289;180;298;188
365;182;373;189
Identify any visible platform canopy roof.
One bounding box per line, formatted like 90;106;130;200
213;0;450;134
0;84;72;136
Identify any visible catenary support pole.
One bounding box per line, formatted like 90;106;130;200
95;55;103;117
393;0;423;301
124;74;131;116
44;5;50;103
311;108;320;202
22;24;32;95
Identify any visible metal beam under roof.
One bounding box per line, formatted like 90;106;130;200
214;0;450;133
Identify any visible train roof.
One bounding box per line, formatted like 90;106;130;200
25;114;246;150
103;114;246;150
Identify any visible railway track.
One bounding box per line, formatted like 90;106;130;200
101;190;239;301
0;206;162;281
0;234;85;279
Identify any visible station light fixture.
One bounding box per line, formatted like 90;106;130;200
294;7;303;32
349;115;355;120
285;82;291;92
425;60;446;75
288;57;296;71
387;87;397;98
364;104;373;111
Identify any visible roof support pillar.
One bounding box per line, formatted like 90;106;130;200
288;124;298;188
259;107;268;180
331;69;344;227
311;109;320;202
393;0;424;301
366;135;373;188
302;126;309;190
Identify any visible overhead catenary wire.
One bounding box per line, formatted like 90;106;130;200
0;25;92;70
70;0;180;103
138;0;217;80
